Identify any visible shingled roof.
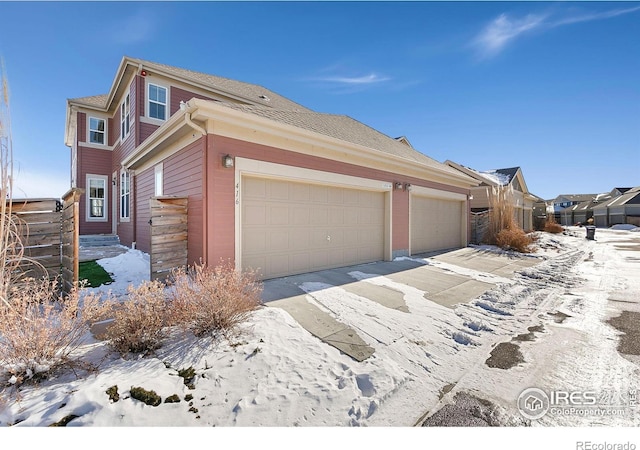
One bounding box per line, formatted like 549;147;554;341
219;103;463;173
70;57;310;112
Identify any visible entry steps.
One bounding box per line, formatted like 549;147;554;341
79;234;121;248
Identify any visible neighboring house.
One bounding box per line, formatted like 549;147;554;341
444;161;539;231
551;194;597;222
592;187;640;228
559;188;634;227
64;56;478;279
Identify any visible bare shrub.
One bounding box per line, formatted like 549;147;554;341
544;216;564;234
102;280;169;354
0;279;105;385
482;185;536;253
168;261;262;338
495;227;535;253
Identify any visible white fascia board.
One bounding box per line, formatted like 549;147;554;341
190;99;478;189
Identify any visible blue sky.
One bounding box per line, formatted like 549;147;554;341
1;1;638;201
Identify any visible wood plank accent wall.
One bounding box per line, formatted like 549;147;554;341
11;198;62;282
8;190;82;294
149;197;188;281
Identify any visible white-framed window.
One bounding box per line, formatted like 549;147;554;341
120;170;131;221
88;117;106;144
121;93;130;140
148;83;167;121
87;175;108;221
154;164;163;196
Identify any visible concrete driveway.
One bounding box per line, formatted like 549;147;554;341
262;247;541;361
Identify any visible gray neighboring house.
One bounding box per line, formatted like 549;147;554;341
592;187;640;228
552;194;598;223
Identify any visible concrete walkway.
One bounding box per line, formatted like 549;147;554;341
263;247;540;362
79;245;129;262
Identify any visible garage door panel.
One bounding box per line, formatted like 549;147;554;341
244;205;266;226
310;207;328;225
292;207;310;226
411;195;463;254
310;185;328;203
244;178;266;198
242;177;385;278
268;179;290;200
270;206;289;225
291;184;310;202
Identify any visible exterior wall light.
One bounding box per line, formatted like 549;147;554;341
222;154;234;168
404;183;412;191
394;182;403;190
468;194;474;200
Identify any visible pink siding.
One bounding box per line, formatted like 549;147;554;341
164;140;204;265
393;190;409;251
134;167;154;254
139;122;160;143
170;86;214;115
77;112;86;143
77;146;112;235
206;135;469;264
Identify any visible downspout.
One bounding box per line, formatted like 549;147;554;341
181;100;208;264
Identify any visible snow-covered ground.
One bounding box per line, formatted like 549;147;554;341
1;227;639;447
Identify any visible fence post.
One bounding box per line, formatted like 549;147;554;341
61;188;84;294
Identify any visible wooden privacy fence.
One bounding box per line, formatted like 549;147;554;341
7;188;82;294
470;210;490;245
150;196;188;281
61;189;83;293
11;198;62;281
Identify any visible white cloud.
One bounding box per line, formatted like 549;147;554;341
473;6;640;59
472;13;548;59
314;73;391;85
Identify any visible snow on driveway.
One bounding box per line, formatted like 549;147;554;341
1;227;639;434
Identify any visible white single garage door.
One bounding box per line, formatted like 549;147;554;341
242;176;385;279
411;194;464;254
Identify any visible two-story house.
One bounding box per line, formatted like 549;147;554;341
444;161;539;231
64;56;477;279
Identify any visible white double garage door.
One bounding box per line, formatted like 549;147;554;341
238;159;466;279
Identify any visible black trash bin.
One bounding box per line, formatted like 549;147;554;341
586;226;596;240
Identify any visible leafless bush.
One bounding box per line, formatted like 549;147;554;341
168;261;262;338
544;216;564;234
0;279;105;385
102;280;169;354
495;227;535;253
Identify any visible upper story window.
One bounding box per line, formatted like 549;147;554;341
148;83;167;120
121;93;130;140
88;117;106;144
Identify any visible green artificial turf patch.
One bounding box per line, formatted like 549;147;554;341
79;260;114;288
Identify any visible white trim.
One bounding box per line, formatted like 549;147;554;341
87;116;107;145
410;185;467;201
154;163;164;197
234;157;393;271
146;81;168;121
86;174;108;222
120;169;131;222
